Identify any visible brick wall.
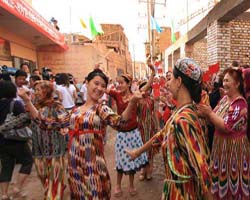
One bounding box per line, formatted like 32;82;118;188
230;19;250;65
191;38;208;69
207;19;250;70
207;21;219;66
37;44;131;82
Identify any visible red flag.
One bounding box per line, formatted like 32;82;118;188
209;63;220;74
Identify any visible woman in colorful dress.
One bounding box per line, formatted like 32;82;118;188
126;57;211;199
137;81;159;181
67;69;143;199
198;67;250;200
18;80;70;200
108;65;155;197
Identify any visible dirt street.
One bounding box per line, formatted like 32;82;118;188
9;127;165;200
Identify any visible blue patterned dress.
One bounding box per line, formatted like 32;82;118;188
109;90;148;174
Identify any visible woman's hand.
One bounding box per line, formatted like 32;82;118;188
130;91;145;103
147;60;155;74
125;149;140;160
197;104;213;118
17;88;31;103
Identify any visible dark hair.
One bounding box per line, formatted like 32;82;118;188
232;60;239;67
59;73;70;87
20;62;29;69
173;67;202;103
30;75;41;82
15;69;27;78
120;75;132;92
121;76;130;84
139;81;147;90
86;69;109;86
0;80;17;99
55;73;62;85
67;73;74;84
223;67;245;97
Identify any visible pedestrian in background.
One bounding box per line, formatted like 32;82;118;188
107;63;155;197
126;58;211;199
0;80;33;200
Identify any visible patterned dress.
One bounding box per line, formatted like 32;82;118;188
109;90;148;174
68;104;122;199
152;103;210;199
31;101;70;200
137;96;158;160
210;95;250;199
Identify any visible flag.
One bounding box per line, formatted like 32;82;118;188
171;19;176;43
80;18;87;29
150;16;162;33
89;16;104;38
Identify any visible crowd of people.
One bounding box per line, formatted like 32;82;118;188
0;58;250;200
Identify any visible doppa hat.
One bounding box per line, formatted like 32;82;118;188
174;57;201;82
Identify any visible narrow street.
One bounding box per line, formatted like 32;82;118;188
11;127;165;200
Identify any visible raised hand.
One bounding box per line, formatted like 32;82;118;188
130;91;145;103
147;60;155;72
17;88;31;103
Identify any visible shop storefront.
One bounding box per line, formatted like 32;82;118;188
0;0;67;71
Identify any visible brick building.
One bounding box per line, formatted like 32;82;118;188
164;0;250;73
37;24;132;82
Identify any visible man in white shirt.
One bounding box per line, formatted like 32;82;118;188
80;80;87;104
14;70;29;105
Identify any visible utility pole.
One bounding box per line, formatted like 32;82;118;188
147;0;152;61
139;0;166;63
133;43;136;78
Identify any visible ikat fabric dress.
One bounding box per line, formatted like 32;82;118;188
211;95;250;200
137;96;158;160
31;101;70;200
68;104;122;200
151;103;210;200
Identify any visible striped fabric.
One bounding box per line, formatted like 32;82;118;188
152;103;210;199
137;96;158;160
68;104;121;199
211;96;250;199
35;157;66;200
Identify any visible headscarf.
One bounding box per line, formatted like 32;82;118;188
121;74;132;83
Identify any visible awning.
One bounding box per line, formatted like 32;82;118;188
0;0;68;50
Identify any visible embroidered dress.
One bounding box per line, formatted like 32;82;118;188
31;102;70;200
152;103;210;200
210;96;250;200
137;96;157;160
68;104;121;199
109;90;148;174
